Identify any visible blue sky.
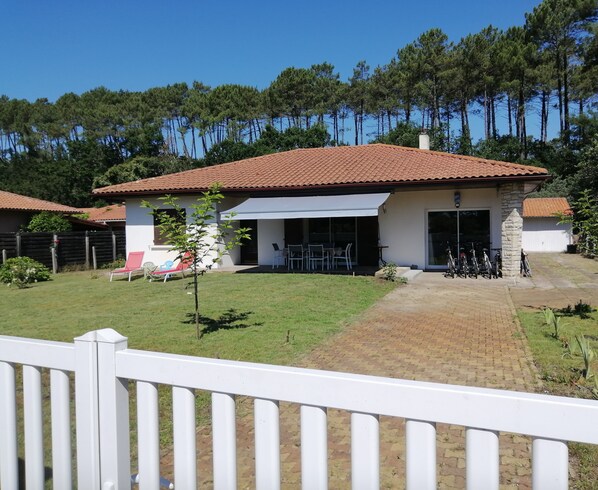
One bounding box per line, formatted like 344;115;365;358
2;0;545;140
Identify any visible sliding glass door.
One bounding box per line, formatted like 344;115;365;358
427;210;490;268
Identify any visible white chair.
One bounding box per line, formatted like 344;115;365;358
287;244;304;270
334;243;353;270
272;243;286;269
308;244;326;271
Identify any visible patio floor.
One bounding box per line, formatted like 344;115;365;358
162;253;598;488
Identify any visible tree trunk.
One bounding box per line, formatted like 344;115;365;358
563;50;570;143
507;96;513;136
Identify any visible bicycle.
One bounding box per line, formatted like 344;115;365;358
520;249;532;277
468;242;479;278
445;244;456;278
491;248;502;278
457;246;469;278
481;247;493;279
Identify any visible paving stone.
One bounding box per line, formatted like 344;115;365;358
158;252;598;488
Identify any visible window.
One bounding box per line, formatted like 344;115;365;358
153;208;186;245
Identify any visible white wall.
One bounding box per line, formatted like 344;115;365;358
378;188;502;269
257;219;285;266
127;187;504;269
522;218;572;252
125;195;244;268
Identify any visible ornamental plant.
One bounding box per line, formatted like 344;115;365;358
142;183;250;339
0;257;51;288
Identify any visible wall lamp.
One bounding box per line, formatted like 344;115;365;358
454;191;461;209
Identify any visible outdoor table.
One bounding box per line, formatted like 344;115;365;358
377;245;389;266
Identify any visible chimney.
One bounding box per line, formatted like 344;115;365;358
418;133;430;150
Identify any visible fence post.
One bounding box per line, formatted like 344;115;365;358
2;249;6;264
85;231;90;270
112;231;117;262
74;331;101;489
16;233;21;257
96;329;131;489
92;246;97;270
52;234;58;274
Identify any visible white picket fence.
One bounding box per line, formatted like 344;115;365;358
1;328;597;490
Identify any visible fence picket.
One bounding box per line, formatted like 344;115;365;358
50;369;72;490
0;361;18;490
23;365;44;490
254;398;281;489
173;386;197;488
466;427;499;490
301;405;328;490
351;412;380;489
137;381;160;490
212;392;237;489
405;419;436;490
532;438;568;489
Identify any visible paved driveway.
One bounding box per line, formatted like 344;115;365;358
163;253;598;488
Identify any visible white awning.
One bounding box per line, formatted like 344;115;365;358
221;193;390;220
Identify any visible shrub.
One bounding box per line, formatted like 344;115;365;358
0;257;51;288
27;212;72;232
382;262;398;282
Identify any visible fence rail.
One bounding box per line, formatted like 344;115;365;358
0;230;125;270
1;329;597;490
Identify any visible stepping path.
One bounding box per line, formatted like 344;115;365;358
161;271;544;488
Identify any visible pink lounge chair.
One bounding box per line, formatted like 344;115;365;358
148;253;194;283
109;251;145;282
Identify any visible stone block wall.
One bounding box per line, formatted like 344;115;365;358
500;182;524;278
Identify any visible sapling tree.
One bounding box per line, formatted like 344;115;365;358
143;184;250;339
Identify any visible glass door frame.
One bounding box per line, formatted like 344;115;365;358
425;208;491;270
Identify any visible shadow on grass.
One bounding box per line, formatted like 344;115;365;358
183;308;263;335
19;457;53;487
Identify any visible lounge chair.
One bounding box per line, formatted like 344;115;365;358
148;253;194;283
109;251;145;282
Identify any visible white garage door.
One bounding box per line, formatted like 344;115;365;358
522;218;572;252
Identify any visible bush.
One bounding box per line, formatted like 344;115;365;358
0;257;51;288
27;212;72;232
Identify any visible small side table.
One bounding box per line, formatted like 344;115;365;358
377;245;389;267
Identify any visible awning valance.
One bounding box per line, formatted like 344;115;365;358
222;193;390;220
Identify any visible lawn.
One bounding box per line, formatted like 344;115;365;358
0;269;396;365
0;268;396;484
518;304;598;488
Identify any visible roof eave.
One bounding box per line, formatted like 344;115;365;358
92;173;549;199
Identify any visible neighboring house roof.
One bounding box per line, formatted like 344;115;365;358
0;189;81;213
79;204;126;223
523;197;572;218
93;144;549;197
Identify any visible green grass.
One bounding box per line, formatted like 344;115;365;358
0;270;395;364
0;269;396;484
518;306;598;489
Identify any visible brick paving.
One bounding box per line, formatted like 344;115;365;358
160;253;598;488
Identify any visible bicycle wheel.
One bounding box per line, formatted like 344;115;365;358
470;257;479;278
522;257;532;277
483;255;492;279
445;257;455;278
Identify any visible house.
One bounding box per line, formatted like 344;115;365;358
79;204;126;229
93;140;549;277
0;189;82;232
522;197;572;252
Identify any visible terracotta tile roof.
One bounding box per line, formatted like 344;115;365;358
0;190;81;213
93;144;549;196
79;204;126;222
523;197;572;218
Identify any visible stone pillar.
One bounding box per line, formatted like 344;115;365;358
500;182;524;278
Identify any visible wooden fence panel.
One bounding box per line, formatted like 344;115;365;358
20;233;53;268
0;231;126;269
0;233;17;260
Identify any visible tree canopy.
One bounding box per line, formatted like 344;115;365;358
0;0;596;206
